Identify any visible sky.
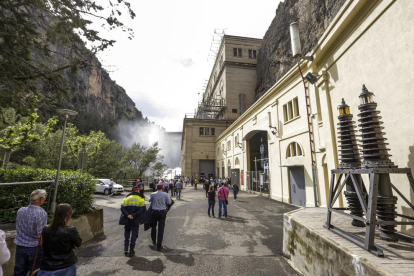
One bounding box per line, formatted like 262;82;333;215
94;0;282;132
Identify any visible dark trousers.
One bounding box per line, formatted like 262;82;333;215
194;184;197;189
233;192;237;200
151;210;166;247
152;187;156;192
170;188;174;197
14;247;42;276
124;225;139;250
208;200;215;216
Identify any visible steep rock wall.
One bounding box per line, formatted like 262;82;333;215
255;0;346;99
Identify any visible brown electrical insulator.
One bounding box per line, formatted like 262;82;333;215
337;98;366;227
357;85;398;242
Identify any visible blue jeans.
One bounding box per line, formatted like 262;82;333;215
233;192;237;200
38;264;77;276
176;189;181;199
208;200;215;216
124;225;139;250
14;246;42;276
218;199;227;218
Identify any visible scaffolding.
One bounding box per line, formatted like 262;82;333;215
195;94;226;119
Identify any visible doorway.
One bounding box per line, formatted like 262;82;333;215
289;166;306;207
231;169;240;186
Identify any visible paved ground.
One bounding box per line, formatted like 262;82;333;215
76;186;299;276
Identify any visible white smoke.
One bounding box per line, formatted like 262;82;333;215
115;120;182;168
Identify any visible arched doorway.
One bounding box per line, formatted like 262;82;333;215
244;130;269;194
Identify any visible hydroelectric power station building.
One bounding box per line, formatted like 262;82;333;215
181;0;414;238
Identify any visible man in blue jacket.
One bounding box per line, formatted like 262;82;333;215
119;186;146;257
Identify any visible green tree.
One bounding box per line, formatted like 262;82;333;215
87;138;123;178
149;162;169;179
121;142;163;179
0;0;136;112
0;110;57;168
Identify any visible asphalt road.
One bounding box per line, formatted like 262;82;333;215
76;187;299;276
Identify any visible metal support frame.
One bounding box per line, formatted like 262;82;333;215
324;168;414;257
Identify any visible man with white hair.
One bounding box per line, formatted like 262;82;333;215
14;189;48;276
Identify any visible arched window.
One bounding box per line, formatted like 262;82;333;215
227;159;231;166
286;142;303;158
235;157;240;165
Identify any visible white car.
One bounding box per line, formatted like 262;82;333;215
94;179;124;195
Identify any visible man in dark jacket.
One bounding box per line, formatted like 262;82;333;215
119;187;146;257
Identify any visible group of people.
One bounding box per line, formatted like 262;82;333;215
204;180;239;219
3;189;83;275
120;183;174;256
149;179;184;200
0;176;241;275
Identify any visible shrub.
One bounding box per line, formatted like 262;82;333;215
0;168;96;223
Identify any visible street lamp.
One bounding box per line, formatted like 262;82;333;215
51;109;78;213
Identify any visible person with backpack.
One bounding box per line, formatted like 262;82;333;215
232;183;239;201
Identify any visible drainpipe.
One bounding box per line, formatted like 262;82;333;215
321;71;343;207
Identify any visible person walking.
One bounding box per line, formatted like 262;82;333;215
108;178;115;196
194;178;198;190
204;179;210;197
217;182;229;219
149;184;172;251
0;228;10;276
191;176;194;187
14;189;48;276
232;183;239;201
207;186;216;217
138;179;145;195
37;204;82;276
119;186;146;257
175;179;183;200
169;180;174;197
163;180;169;193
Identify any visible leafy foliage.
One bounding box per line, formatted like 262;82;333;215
120;142;164;179
0;168;96;223
0;0;136;112
0;109;57;168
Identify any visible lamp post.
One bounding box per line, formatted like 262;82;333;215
50;109;78;213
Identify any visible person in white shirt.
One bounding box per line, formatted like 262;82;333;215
0;229;11;276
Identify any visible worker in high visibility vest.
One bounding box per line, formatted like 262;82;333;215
119;186;146;257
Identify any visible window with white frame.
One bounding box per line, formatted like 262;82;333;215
227;140;231;151
248;49;257;59
286;142;303;158
283;97;299;122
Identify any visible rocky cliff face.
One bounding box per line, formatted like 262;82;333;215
255;0;346;99
40;54;144;137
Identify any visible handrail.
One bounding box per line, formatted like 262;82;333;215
0;180;54;186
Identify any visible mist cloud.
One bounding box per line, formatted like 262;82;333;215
115;120;182;169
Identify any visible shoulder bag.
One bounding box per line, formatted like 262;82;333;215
30;237;41;276
222;188;228;205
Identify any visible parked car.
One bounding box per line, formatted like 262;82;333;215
94;179;124;195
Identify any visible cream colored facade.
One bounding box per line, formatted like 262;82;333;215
215;0;414;235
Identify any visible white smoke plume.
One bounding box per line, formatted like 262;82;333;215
115;120;182;168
